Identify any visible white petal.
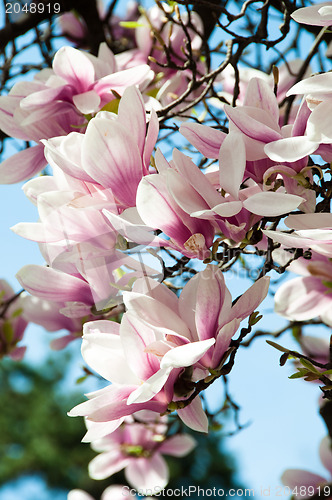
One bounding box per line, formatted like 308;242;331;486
243;191;304;216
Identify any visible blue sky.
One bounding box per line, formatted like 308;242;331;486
0;1;330;498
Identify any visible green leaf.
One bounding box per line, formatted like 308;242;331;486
289;369;309;379
249;311;262;326
299;358;321;374
266;340;289;353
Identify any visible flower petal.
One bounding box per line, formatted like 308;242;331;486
88;450;131;480
125;455;168;492
0;145;46;184
177;396;208;433
16;265;93;304
243;191;304;216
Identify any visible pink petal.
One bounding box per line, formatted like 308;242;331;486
9;346;27;361
82;119;143;206
0;145;46;184
88;450;131;480
291;3;332;26
191;201;243;219
159;434;196;457
73;90;101;114
166;169;211;215
16;265;93;304
281;469;327;494
123;291;190;339
53;46;95;92
177;396;208;433
171;148;221;207
179;122;225;159
193;265;226;341
120;313;159;381
230;276;270;322
244;78;279;123
118;86;146;158
225;105;281;142
125;455;169;491
94;65;151;95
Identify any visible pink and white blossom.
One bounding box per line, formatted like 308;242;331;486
69;266;269;434
0;45;152;184
87;416;196;491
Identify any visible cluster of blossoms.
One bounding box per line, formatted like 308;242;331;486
2;0;332;496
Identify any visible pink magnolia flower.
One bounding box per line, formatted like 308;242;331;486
274;251;332;324
87;416;196;491
291;2;332;27
69;266;269;434
0;44;152;184
281;437;332;500
0;280;27;360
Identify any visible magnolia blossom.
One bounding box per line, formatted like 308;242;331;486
0;44;152;183
69;266;269;434
0;280;27;360
274;251;332;324
87;416;196;491
281;437;332;500
12;86;159;252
